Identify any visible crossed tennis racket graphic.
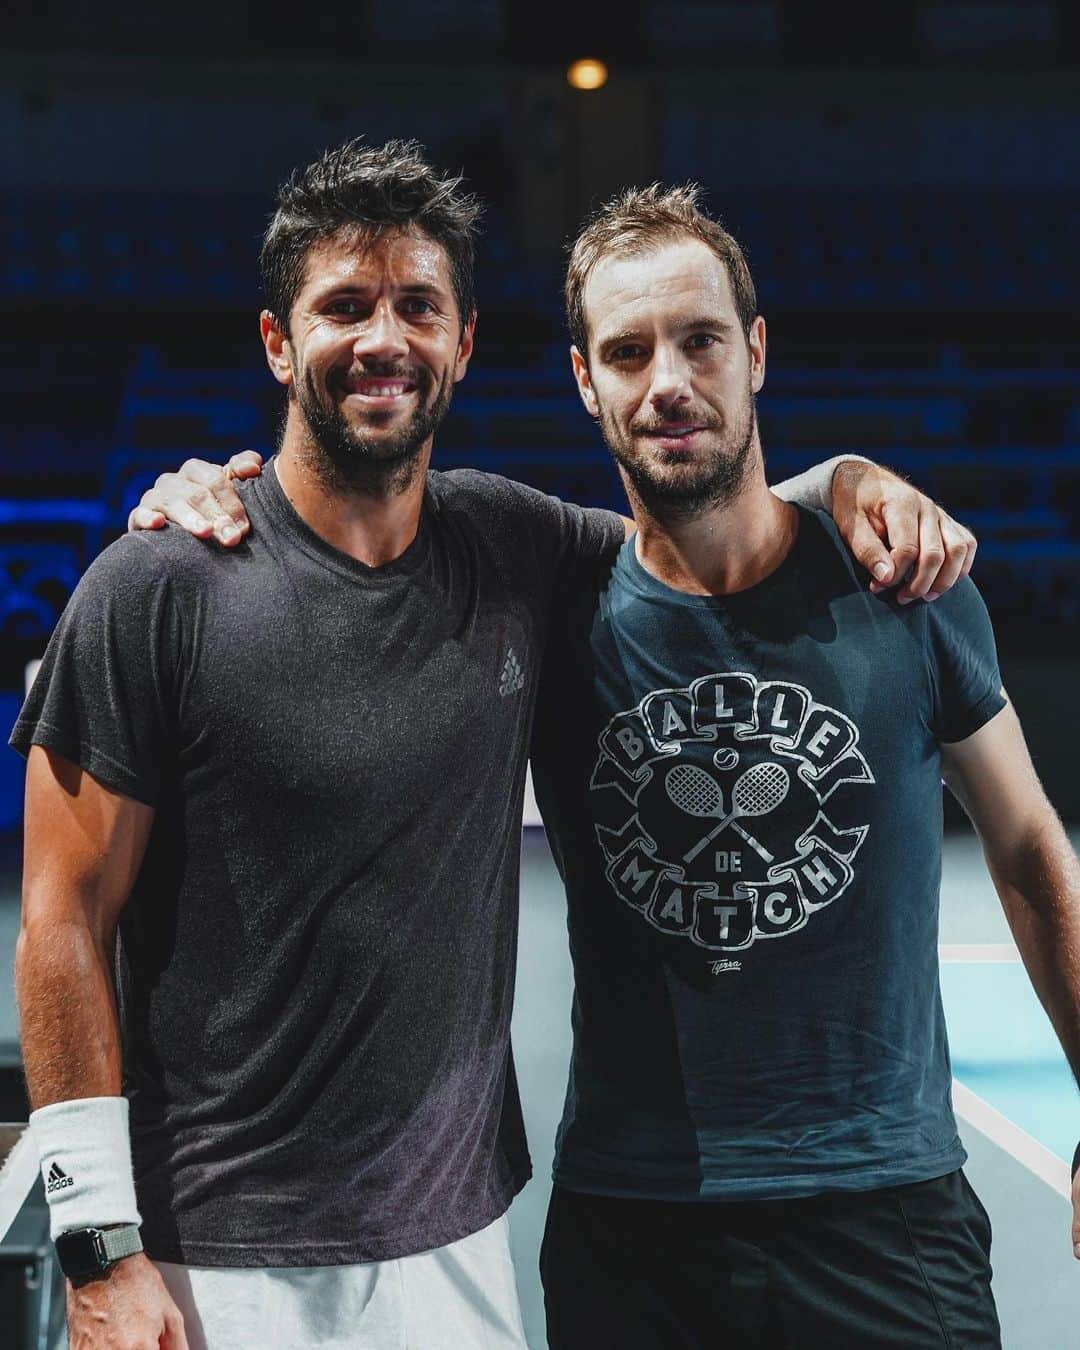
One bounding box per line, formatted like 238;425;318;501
665;761;790;865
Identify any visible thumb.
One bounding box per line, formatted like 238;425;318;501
846;514;895;590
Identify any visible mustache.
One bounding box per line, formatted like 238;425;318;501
333;364;429;386
630;411;723;436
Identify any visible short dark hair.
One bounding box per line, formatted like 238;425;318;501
565;182;757;363
260;138;482;334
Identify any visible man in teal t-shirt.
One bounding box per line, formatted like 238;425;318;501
528;184;1080;1349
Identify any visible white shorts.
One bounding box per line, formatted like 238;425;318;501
154;1214;529;1350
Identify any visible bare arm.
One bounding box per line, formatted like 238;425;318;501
941;700;1080;1257
18;748;152;1104
17;747;188;1348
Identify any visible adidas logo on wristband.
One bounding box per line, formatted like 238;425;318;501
46;1162;74;1193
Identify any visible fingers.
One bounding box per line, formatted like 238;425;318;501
134;470;250;546
169;458;253;544
225;449;264;480
876;499;919;601
128;506;167;533
846;513;896;590
920;514;975;599
163;1303;191;1350
895;503;946;603
205;477;252;544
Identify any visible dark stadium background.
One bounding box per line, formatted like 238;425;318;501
0;6;1078;1345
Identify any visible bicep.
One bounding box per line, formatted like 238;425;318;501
22;747;155;939
940;694;1048;856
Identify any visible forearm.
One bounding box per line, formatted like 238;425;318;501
771;454;871;512
16;911;123;1108
987;818;1080;1085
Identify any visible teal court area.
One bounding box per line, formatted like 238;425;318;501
1;828;1076;1347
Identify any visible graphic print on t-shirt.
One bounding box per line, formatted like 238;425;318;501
590;672;874;957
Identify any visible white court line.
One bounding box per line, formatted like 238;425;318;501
952;1079;1071;1200
941;945;1070;1197
939;943;1020;963
0;1128;39;1241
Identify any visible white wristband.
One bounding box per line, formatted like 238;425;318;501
29;1096;142;1240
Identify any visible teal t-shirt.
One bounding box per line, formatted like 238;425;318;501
533;506;1005;1201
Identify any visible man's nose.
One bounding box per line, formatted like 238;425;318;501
648;348;692;411
353;304;410;364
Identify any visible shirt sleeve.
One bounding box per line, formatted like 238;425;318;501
924;576;1006;744
9;534;182;806
501;479;624;578
771;455;872;512
438;468;625;582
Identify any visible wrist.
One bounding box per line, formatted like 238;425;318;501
29;1096;141;1242
57;1222;143;1283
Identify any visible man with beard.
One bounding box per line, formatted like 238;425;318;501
524;185;1080;1347
15;140;977;1350
15;138;555;1350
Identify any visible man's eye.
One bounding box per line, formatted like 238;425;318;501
611;345;643;361
402;299;435;316
329;300;362;317
687;333;717;350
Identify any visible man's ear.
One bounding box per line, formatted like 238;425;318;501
570;346;599;418
749;314;766;395
454;311;477;383
261;311;293;387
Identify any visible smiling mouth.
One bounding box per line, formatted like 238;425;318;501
342;379;417;399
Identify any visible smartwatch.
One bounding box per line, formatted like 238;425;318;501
54;1225;143;1281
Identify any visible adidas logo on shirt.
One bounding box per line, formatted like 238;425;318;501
499;648;525;697
46;1162;74;1193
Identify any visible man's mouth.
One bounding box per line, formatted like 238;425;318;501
639;425;707;449
339;375;418;401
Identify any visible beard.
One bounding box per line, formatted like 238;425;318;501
291;360;455;497
598;387;757;523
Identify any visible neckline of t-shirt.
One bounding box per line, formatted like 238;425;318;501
616;504;813;609
252;457;433;583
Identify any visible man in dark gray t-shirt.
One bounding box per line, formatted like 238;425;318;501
12;140;977;1350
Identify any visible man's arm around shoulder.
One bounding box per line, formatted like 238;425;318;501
17;747;189;1349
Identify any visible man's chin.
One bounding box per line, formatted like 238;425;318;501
624;458;717;498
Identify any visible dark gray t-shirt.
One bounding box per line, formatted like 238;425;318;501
532;506;1005;1202
12;462;622;1266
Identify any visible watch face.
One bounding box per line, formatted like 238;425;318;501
55;1229;106;1279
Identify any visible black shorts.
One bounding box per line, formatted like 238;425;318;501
540;1170;1000;1349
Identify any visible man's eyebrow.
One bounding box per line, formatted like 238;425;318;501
682;316;738;334
597;316;738;354
313;280;448;301
597;329;643;355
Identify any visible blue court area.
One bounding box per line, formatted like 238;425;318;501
944;961;1075;1165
